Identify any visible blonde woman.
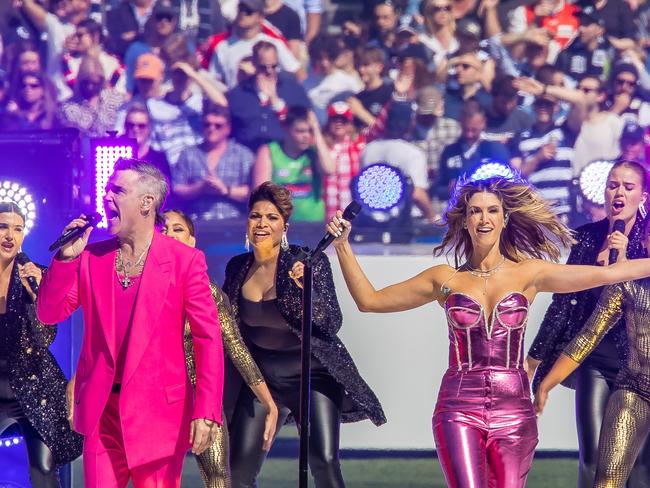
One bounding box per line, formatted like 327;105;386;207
325;175;650;487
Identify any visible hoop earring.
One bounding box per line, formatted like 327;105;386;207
244;234;250;252
281;232;289;251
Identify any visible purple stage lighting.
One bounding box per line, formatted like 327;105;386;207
579;160;614;207
90;137;136;228
0;181;36;234
353;163;406;211
469;161;516;182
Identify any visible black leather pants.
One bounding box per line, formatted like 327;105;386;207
229;346;345;488
0;372;60;488
575;359;650;488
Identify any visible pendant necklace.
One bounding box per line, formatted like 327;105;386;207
116;243;150;289
465;256;506;295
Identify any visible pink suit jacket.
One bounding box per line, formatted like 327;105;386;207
36;232;224;467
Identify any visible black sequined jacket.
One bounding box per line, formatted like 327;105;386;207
222;245;387;426
528;215;647;391
3;262;83;466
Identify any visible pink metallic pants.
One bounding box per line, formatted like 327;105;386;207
432;369;538;488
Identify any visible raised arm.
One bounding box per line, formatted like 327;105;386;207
535;284;624;415
528;258;650;295
328;212;446;312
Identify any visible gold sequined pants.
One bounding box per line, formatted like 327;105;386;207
595;389;650;488
194;421;231;488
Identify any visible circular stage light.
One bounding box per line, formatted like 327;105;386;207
353;163;406;210
0;181;36;234
469;161;517;182
579;160;615;206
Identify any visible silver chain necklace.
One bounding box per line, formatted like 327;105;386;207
464;256;506;295
116;244;150;289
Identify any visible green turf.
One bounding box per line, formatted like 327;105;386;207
256;458;579;487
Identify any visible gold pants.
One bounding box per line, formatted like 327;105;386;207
194;421;231;488
595;389;650;488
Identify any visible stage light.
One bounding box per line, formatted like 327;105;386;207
350;163;413;243
469;161;517;182
0;180;36;234
90;136;136;228
578;160;614;206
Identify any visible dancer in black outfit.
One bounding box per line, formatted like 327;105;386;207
527;160;650;487
222;182;385;488
0;202;82;487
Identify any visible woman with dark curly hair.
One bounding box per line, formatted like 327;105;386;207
223;181;385;488
0;202;82;487
325;175;650;487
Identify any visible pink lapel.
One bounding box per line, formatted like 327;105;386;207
89;239;119;362
121;232;172;386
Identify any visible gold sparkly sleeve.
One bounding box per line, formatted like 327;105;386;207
210;283;264;386
564;284;624;364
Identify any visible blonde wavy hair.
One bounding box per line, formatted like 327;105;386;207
433;177;575;267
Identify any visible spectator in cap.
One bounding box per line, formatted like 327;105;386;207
322;101;366;219
347;46;394;127
606;62;650;127
362;100;437;223
592;0;638;42
411;85;460;185
227;40;311;151
619;121;647;164
555;7;610;84
133;52;165;100
367;1;400;64
443;50;491;120
203;0;300;88
419;0;459;68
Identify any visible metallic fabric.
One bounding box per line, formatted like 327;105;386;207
184;282;262;488
528;215;647;391
222;245;386;426
433;292;537;487
564;279;650;487
0;262;82;466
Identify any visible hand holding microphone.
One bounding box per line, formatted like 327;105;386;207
323;202;362;252
608;219;628;265
51;213;100;260
16;252;42;298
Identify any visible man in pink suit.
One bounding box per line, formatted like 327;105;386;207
37;158;224;487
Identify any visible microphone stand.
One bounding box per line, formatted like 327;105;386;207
299;250;314;488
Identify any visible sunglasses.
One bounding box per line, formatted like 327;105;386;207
616;78;636;87
21;82;42;89
579;86;599;94
256;63;279;74
429;5;452;12
238;4;256;15
204;122;228;129
125;122;148;130
156;13;174;22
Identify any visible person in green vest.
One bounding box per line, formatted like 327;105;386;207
253;105;335;221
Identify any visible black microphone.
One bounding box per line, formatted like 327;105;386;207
313;201;362;256
608;219;626;265
48;212;101;252
15;252;39;295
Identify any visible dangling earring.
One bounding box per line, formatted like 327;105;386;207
504;214;509;226
281;232;289;251
640;203;648;219
244;234;250;251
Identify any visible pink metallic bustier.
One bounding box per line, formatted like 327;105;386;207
444;292;529;371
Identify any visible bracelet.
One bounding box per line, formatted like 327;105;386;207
202;418;215;428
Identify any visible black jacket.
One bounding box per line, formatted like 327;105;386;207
222;245;386;426
528;215;647;391
3;262;83;466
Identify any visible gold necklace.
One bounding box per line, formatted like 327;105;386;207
464;256;506;295
116;244;150;289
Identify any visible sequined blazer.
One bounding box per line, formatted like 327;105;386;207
528;215;647;391
565;279;650;403
222;245;386;426
3;262;83;466
184;282;263;388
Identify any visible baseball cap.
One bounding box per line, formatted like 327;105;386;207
327;101;353;121
578;5;605;27
398;43;430;64
621;122;645;145
153;0;175;17
415;86;442;115
397;16;421;35
239;0;265;13
134;53;164;81
456;17;482;39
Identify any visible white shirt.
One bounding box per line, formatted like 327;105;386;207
44;13;75;101
303;69;362;124
573;112;625;175
362;139;429;189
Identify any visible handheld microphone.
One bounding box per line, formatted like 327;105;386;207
15;252;39;295
608;219;626;265
313;201;362;256
48;212;101;252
